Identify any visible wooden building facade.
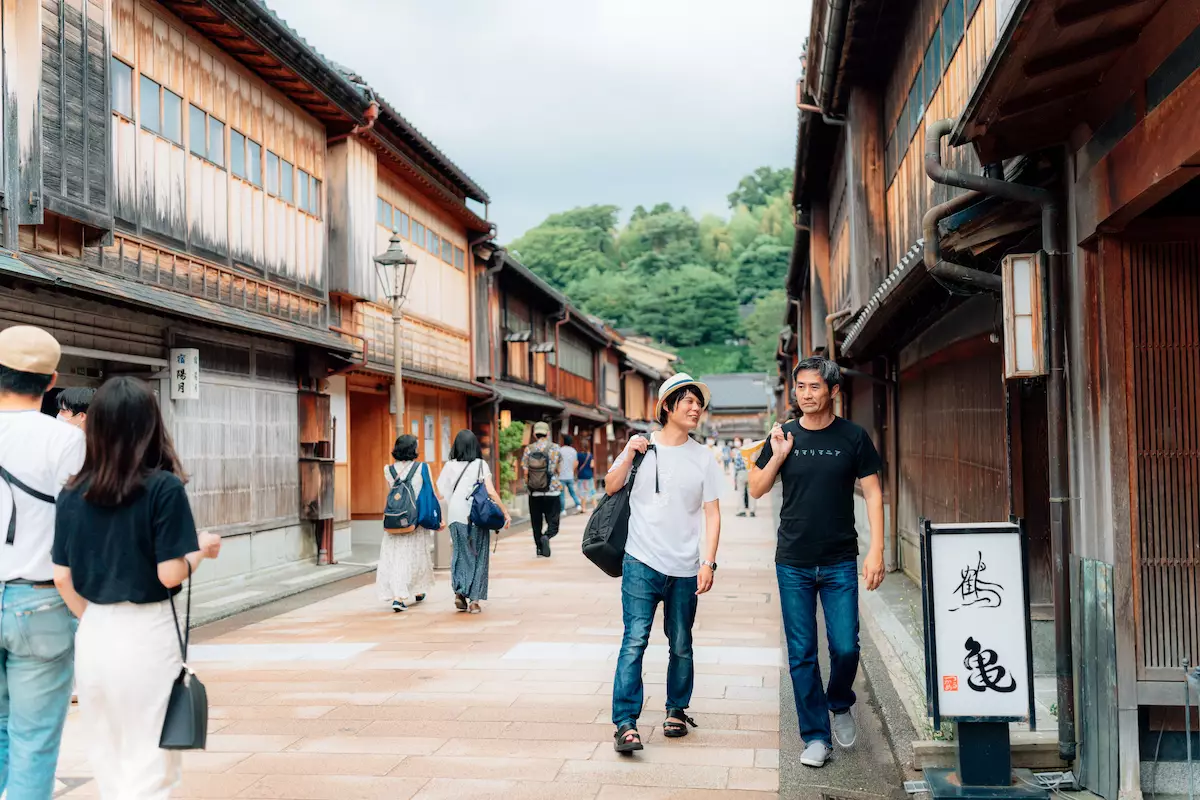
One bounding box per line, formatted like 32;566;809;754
784;0;1200;795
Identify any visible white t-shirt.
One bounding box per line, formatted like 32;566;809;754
436;459;492;526
614;432;722;578
383;462;426;497
558;446;578;480
0;410;86;581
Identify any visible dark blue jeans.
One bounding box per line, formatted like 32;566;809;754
777;560;860;746
612;555;698;728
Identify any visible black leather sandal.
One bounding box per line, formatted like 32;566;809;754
614;723;643;753
663;710;697;738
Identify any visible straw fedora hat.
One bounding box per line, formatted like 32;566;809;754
653;373;712;424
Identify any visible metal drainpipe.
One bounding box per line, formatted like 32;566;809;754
553;306;570;399
889;357;900;572
926;118;1075;763
922;189;1000;292
825;308;853;362
817;0;850;118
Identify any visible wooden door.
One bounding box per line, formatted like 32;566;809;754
349;390;391;519
1125;240;1200;680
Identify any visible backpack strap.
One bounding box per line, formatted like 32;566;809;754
0;466;56;547
404;463;420;485
388;464;399;484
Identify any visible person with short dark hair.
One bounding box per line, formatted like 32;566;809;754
558;432;584;515
377;434;436;613
750;356;885;768
56;386;96;430
606;374;723;754
521;421;562;557
436;430;510;613
52;375;222;797
0;325;86;797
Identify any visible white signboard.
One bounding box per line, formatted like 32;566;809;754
925;521;1032;722
169;348;200;401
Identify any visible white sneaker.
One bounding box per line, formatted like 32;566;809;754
800;740;831;767
832;710;857;748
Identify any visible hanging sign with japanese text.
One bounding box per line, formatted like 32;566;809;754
921;519;1035;726
169;348;200;401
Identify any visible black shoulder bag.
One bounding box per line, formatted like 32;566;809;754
581;445;658;578
160;560;208;750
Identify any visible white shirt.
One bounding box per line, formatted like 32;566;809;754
0;410;86;581
436;459;492;526
614;432;722;578
558;446;578;480
383;461;426;497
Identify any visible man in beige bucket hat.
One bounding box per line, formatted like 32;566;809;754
0;325;87;796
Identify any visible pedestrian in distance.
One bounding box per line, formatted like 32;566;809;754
521;421;562;558
52;375;222;799
607;373;723;754
377;434;435;613
0;325;87;799
576;442;596;511
56;386;96;431
733;447;756;517
437;430;510;614
558;433;584;515
749;356;885;768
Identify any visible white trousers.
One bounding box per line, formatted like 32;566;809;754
75;600;183;800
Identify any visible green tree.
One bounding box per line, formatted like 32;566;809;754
734;235;792;303
497;420;527;502
727;167;794;210
565;270;644;330
508;204;620;287
629;265;740;347
742;290;789;371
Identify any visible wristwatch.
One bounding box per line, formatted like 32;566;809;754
701;560;718;571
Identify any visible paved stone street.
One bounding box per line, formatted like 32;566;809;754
54;488;787;799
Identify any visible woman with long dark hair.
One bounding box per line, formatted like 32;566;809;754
377;434;435;612
435;429;509;613
52;376;220;798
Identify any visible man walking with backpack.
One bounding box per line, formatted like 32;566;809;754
521;421;562;558
0;326;86;798
605;374;723;754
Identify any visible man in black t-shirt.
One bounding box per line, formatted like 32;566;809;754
750;356;885;768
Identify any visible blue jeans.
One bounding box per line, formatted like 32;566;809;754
560;479;581;511
612;555;698;727
0;584;76;799
776;561;860;747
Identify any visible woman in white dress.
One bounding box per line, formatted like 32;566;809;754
377;434;436;612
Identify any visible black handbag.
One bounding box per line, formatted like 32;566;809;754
581;446;658;578
159;561;208;750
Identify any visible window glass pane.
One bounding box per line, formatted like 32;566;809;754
161;89;182;144
908;69;923;138
442;239;453;264
111;58;133;118
247;140;262;186
967;0;981;17
208;118;225;166
266;152;279;195
397;212;410;238
925;28;942;104
455;247;464;269
281;161;293;203
139;75;160;134
189;105;206;157
298;169;309;211
377;198;390;226
943;0;964;63
413;222;425;248
230;130;246;178
310;176;320;215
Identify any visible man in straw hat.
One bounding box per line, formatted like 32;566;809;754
522;421;563;558
605;373;724;754
750;356;885;768
0;325;86;796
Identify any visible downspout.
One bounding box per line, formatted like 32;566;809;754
553;306;570;399
483;253;505;481
889;357;900;573
926;118;1075;763
922;189;1000;292
825;308;853;362
328;325;368;376
816;0;850;124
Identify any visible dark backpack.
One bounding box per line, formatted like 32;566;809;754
525;448;551;492
383;464;420;534
453;460;507;531
581;446;658;578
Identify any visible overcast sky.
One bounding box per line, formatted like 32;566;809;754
268;0;811;242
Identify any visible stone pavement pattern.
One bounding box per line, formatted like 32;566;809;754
53;488;785;799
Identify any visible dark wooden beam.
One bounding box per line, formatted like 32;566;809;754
1023;29;1141;78
998;78;1096;119
1055;0;1155;27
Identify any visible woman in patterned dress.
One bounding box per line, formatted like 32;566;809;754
377;434;436;612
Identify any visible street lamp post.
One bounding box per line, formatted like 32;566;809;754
374;232;418;438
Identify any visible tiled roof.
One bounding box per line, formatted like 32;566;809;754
840;239;925;355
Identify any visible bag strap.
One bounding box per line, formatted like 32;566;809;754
168;558;192;665
452;459;477;495
475;461;484;485
404;463;420;486
388;464;399;483
0;466;56;546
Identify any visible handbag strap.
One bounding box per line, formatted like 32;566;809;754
452;459;476;495
168;558;192;665
0;465;56;546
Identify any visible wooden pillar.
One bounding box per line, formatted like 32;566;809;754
845;87;887;308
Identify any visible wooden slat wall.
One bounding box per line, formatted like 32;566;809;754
547;366;594;406
827;139;851;313
883;0;997;266
351;300;471;380
111;0;324;286
624;373;648;421
897;335;1007;579
1126;240;1200;680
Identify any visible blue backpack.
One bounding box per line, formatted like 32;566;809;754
453;460;506;531
414;463;441;530
384;464;421;534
